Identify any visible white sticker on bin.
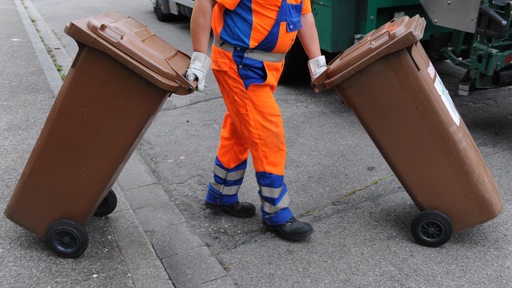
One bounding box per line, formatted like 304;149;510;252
429;62;461;126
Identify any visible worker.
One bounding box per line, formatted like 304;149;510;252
186;0;326;242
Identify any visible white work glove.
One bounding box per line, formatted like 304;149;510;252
308;55;327;81
186;52;212;92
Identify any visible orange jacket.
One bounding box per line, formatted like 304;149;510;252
212;0;312;53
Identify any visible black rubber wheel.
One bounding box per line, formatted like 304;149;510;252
94;189;117;217
411;210;453;247
45;220;89;258
153;0;177;22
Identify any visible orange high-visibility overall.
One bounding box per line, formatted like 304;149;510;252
205;0;311;225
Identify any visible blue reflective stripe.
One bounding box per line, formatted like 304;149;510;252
259;186;283;198
213;167;245;181
210;182;241;195
213;157;246;187
258;187;288;207
206;158;248;204
213;174;244;188
256;171;290;218
206;183;239;205
258;185;287;207
262;193;290;213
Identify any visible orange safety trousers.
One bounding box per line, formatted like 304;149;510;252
206;45;293;225
213;47;285;174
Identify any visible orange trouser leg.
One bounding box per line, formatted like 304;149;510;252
216;81;286;175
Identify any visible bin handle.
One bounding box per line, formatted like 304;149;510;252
164;56;196;93
319;15;426;90
98;24;123;42
86;14;196;94
311;69;330;92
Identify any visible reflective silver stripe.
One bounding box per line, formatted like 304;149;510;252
259;186;283;199
213;36;286;63
210;182;241;196
261;193;290;214
212;165;227;179
213;165;245;181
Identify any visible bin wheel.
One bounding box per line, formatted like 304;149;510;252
45;220;88;258
411;210;452;247
94;189;117;217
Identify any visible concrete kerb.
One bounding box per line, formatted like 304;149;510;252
15;0;233;287
14;0;63;96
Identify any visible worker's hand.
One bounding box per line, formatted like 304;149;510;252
308;55;327;87
186;52;212;92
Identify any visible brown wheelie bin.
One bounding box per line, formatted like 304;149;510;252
313;15;502;247
4;12;194;257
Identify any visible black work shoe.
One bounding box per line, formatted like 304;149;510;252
263;217;313;242
205;201;256;218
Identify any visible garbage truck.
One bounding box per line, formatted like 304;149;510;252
152;0;512;95
151;0;194;21
290;0;512;95
420;0;512;95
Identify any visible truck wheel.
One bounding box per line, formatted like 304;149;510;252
94;189;117;217
154;0;176;22
45;220;88;258
411;210;452;247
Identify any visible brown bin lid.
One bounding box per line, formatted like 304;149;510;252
313;15;426;91
64;12;194;95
